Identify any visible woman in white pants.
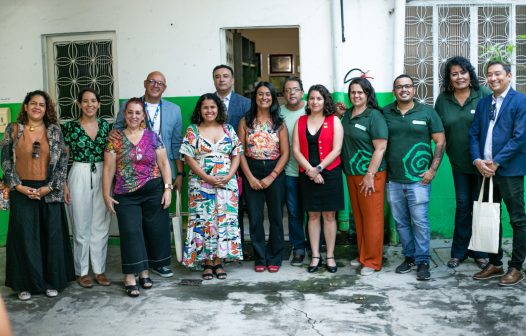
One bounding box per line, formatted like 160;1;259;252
64;88;112;288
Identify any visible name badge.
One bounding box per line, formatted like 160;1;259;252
354;123;366;131
470;109;476;114
412;120;427;125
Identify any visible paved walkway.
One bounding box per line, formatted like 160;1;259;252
1;239;525;336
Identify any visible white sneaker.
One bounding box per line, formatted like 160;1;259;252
45;289;58;297
350;258;361;268
360;267;376;276
18;291;31;301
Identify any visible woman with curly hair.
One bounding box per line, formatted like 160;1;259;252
238;82;289;273
435;56;491;269
180;93;243;279
1;90;74;301
292;84;344;273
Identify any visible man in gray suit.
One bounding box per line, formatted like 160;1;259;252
113;71;183;277
212;64;251;260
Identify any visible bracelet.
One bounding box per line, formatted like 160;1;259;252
269;173;277;180
366;171;375;176
177;171;186;177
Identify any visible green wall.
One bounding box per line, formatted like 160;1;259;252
0;92;514;246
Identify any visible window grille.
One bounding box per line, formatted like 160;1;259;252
405;1;526;104
44;32;118;123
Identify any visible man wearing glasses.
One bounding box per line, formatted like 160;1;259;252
469;61;526;286
113;71;183;278
383;74;446;281
281;76;307;266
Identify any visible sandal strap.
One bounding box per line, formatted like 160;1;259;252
326;257;335;259
203;264;214;270
311;256;320;259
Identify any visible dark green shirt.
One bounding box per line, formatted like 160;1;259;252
63;118;110;169
383;101;444;183
341;108;388;176
434;86;492;174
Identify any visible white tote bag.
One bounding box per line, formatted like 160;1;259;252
468;177;500;254
172;189;184;263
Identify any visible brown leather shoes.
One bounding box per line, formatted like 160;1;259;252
498;267;524;287
473;264;504;280
95;274;111;286
77;275;93;288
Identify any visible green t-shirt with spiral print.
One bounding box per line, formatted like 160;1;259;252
341;108;388;176
382;100;444;183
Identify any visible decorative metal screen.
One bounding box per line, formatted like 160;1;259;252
53;40;115;122
405;2;526;104
404;6;434;105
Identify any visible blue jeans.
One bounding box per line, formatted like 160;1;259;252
386;181;431;264
285;175;306;255
451;170;487;260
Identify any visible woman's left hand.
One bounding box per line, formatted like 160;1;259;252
359;174;375;197
260;176;274;189
161;189;172;209
35;186;52;198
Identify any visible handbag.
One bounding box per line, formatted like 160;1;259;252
172;188;184;262
0;180;9;211
468;177;500;254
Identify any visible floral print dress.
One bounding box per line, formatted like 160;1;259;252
180;123;243;268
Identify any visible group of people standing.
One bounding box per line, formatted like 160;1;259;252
2;57;526;301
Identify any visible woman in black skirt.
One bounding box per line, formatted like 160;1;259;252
0;90;74;301
292;84;344;273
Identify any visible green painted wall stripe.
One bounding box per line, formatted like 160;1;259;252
0;92;515;246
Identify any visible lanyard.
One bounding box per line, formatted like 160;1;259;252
145;100;162;131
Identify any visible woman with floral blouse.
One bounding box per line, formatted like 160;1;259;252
63;88;112;288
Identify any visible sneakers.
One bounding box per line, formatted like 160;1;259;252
151;266;174;278
45;289;58;297
350;258;361;268
416;263;431;281
290;253;305;267
395;257;415;274
360;267;375;276
18;291;31;301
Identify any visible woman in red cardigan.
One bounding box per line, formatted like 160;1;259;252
292;84;344;273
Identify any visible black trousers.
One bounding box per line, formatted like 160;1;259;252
482;175;526;270
114;178;171;274
244;157;285;266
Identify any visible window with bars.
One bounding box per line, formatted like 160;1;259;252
44;32;118;123
405;1;526;105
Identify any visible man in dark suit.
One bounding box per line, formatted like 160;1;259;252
212;64;251;132
212;64;251;260
469;60;526;286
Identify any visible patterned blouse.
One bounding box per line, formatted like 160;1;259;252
245;120;281;160
1;122;68;203
106;129;164;194
63;118;110;172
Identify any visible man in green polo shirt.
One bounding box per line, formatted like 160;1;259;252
383;74;446;281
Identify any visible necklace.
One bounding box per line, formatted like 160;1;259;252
27;124;44;132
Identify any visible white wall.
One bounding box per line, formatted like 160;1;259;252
0;0;397;103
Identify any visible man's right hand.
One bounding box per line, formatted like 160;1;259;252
108;129;119;142
474;159;496;178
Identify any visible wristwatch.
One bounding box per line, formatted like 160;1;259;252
164;183;173;190
176;171;186;177
316;165;324;173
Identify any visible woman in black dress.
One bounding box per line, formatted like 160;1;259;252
292;84;344;273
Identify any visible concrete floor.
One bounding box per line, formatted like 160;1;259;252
1;239;525;336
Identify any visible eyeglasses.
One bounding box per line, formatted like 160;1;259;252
490;102;496;121
134;146;143;161
145;79;166;87
284;88;302;94
394;84;414;91
32;141;40;159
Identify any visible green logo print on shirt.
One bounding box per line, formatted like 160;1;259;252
349;149;372;175
402;142;431;182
